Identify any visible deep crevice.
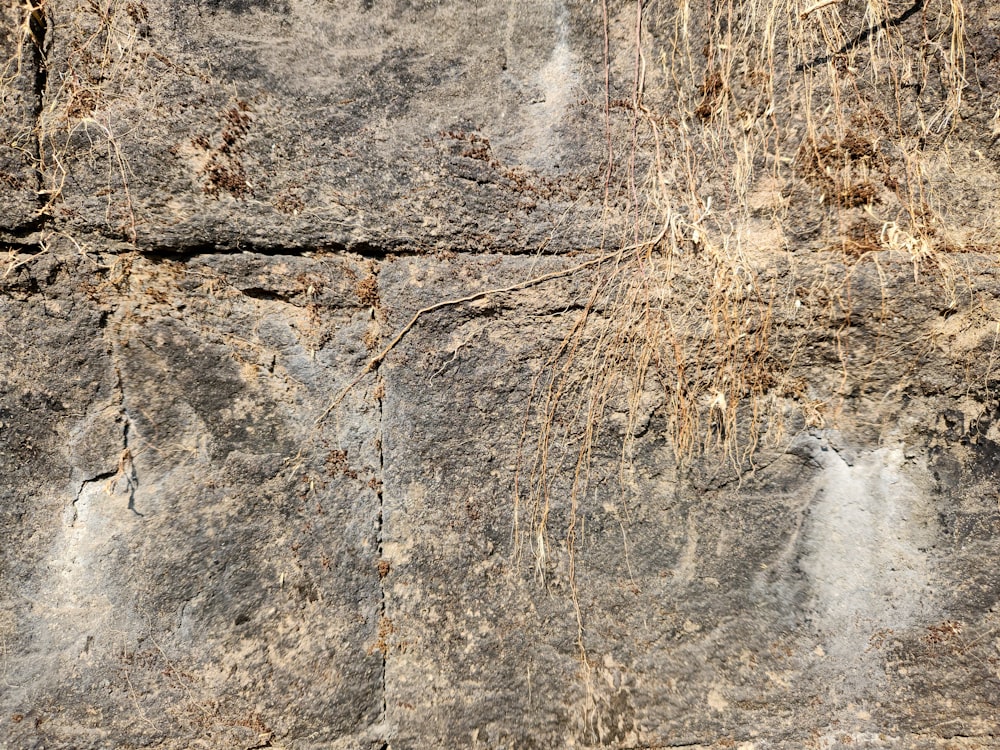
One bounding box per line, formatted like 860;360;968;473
238;286;298;305
374;364;388;737
27;0;48;215
138;239;584;261
142;242;327;261
140;238;426;261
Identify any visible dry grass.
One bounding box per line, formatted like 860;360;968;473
39;0;160;240
514;0;978;583
1;0;159;241
511;7;983;734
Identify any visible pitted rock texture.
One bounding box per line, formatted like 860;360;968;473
3;0;1000;749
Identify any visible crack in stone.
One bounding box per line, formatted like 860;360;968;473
103;283;141;515
111;364;140;515
137;239;590;261
371;257;389;745
70;469;118;526
237;286;300;305
375;374;387;738
26;0;48;217
67;308;140;521
140;239;430;261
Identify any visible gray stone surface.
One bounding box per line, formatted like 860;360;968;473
3;0;1000;748
375;253;1000;748
2;249;386;748
37;0;613;252
6;247;1000;748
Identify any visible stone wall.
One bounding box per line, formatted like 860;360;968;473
2;1;1000;748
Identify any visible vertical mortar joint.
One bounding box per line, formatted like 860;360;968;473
376;375;386;723
370;254;390;747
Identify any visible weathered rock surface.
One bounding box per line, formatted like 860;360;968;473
0;0;40;232
3;0;1000;748
377;252;1000;749
2;250;386;748
38;0;613;253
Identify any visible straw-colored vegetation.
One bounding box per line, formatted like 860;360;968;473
514;0;977;583
2;0;156;242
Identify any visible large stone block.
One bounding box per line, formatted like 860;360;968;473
35;0;612;252
376;252;1000;748
1;249;385;748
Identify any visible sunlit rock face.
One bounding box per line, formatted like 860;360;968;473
2;1;1000;748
